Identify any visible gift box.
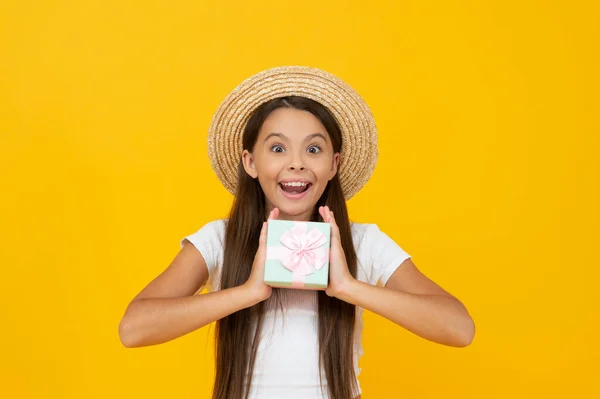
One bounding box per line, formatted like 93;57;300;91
264;219;331;290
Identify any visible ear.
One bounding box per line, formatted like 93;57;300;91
329;152;340;180
242;149;258;179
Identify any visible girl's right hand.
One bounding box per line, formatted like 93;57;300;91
244;208;279;303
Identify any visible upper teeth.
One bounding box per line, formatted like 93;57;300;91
281;182;308;187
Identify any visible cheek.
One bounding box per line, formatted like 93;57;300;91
312;159;335;180
255;157;281;178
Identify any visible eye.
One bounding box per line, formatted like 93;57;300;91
307;145;321;154
271;144;285;153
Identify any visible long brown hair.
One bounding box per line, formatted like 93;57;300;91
213;96;359;399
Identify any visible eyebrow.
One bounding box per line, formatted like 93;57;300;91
263;132;328;143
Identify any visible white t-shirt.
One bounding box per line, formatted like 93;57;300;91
180;220;411;399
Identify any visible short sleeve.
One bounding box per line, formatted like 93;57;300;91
364;224;411;286
179;219;226;291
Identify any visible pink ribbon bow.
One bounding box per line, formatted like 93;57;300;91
267;222;329;288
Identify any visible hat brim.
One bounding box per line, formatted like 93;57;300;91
207;66;378;200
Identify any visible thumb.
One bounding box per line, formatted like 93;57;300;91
255;221;268;265
329;211;342;247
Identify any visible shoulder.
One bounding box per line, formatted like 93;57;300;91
180;218;228;251
350;222;383;245
192;218;227;235
202;218;227;232
180;219;228;291
349;222;412;286
350;221;409;258
349;222;379;282
350;222;390;257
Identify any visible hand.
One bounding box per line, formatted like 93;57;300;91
243;208;280;303
319;206;356;298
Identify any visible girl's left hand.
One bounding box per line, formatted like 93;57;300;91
319;206;356;298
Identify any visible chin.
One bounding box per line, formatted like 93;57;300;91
277;204;309;217
274;201;316;219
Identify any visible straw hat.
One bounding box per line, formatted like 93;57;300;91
207;66;378;200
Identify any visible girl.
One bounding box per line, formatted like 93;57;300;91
119;66;475;399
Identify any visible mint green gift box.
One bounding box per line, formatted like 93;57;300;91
264;219;331;290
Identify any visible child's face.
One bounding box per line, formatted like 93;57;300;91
242;107;339;221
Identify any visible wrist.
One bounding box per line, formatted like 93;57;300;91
239;283;270;306
330;276;360;303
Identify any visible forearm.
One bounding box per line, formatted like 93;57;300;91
337;280;475;347
119;285;260;348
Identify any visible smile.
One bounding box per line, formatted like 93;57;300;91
278;181;312;200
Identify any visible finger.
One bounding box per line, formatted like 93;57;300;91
253;221;267;264
258;221;267;248
326;206;333;222
329;211;341;243
319;206;327;221
273;207;279;220
319;206;330;222
329;211;336;229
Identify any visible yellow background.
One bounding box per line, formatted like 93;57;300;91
1;1;598;397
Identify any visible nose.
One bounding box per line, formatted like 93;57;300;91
287;156;306;171
288;163;305;171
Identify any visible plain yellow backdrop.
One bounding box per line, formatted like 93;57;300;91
1;0;598;398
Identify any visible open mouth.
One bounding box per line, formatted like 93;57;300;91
278;181;312;199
